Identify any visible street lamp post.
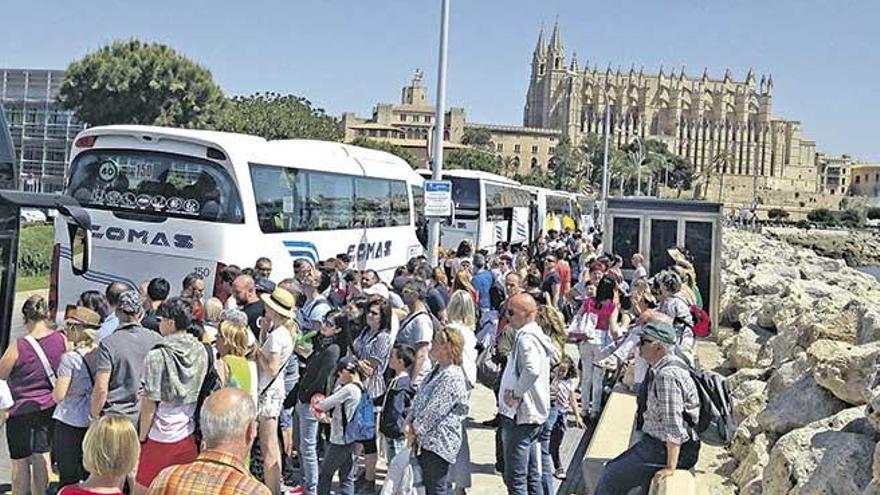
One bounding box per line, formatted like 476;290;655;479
600;85;611;228
426;0;450;267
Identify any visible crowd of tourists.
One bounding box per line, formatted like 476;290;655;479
0;227;710;495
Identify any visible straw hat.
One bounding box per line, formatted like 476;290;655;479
65;306;102;328
260;288;296;319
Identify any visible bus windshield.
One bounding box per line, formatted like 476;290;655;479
67;149;244;223
451;177;480;211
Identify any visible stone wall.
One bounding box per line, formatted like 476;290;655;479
719;228;880;494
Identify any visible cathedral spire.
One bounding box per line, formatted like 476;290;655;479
746;68;755;85
549;18;563;53
570;50;579;72
533;22;547;58
766;74;774;95
723;68;732;83
701;67;709;82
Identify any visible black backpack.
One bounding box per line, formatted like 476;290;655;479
637;360;736;448
194;343;222;444
489;278;507;312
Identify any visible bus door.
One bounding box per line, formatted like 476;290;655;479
0;203;19;350
0;191;92;351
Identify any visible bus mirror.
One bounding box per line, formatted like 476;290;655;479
67;222;91;276
448;207;456;226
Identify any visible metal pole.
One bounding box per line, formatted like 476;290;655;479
601;87;610;227
427;0;450;267
635;137;643;196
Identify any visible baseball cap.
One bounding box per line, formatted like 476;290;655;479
642;320;677;345
362;283;390;300
336;356;359;374
117;290;143;315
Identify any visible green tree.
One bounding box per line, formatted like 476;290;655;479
767;208;790;220
217;92;342;141
60;40;225;127
514;172;552;188
807;208;836;225
840;209;866;228
349;137;420;168
548;136;588;191
444;148;501;174
462;128;493;149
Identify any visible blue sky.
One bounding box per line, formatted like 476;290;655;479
3;0;878;160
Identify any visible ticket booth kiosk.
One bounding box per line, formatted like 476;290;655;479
603;198;723;327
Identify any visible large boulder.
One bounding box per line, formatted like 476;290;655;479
723;326;773;370
864;366;880;432
749;272;788;296
857;308;880;345
731;414;762;462
808;339;880;405
757;372;848;436
861;443;880;495
797;299;863;346
766;352;809;400
731;432;770;493
731;380;768;424
727;367;771;390
763;407;876;495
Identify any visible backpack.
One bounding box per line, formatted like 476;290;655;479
689;305;712;338
194;343;222;443
489;278;506;312
638;360;736;448
341;384;376;444
476;344;502;389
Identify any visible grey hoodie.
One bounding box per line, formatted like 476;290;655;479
143;332;208;404
498;321;559;425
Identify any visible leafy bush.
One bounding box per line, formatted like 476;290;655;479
839;209;866;228
18;224;55;277
767;208;790;220
807;208;835;225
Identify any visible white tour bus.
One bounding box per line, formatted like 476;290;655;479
528;186;585;237
418;168;532;252
52;125;426;312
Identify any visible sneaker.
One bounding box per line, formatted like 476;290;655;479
287;486;305;495
554;467;567;479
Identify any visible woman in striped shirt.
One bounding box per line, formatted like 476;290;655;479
351;297;392;494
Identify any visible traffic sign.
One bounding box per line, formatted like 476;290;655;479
424;180;452;218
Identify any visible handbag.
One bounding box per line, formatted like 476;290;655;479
566;312;597;343
380;446;425;495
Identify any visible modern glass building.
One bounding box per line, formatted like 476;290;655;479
0;69;84;192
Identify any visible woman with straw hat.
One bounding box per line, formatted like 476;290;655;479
256;287;297;495
53;306;102;487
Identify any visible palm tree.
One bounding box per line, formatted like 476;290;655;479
708;150;735;201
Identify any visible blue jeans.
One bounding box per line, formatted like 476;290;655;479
501;416;542;495
595;435;700;495
297;400;320;495
317;442;355;495
539;406;559;495
418;449;451;495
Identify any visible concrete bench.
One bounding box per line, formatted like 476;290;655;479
579;389;639;494
648;470;696;495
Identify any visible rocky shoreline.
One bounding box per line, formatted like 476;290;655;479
717;228;880;495
766;227;880;267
